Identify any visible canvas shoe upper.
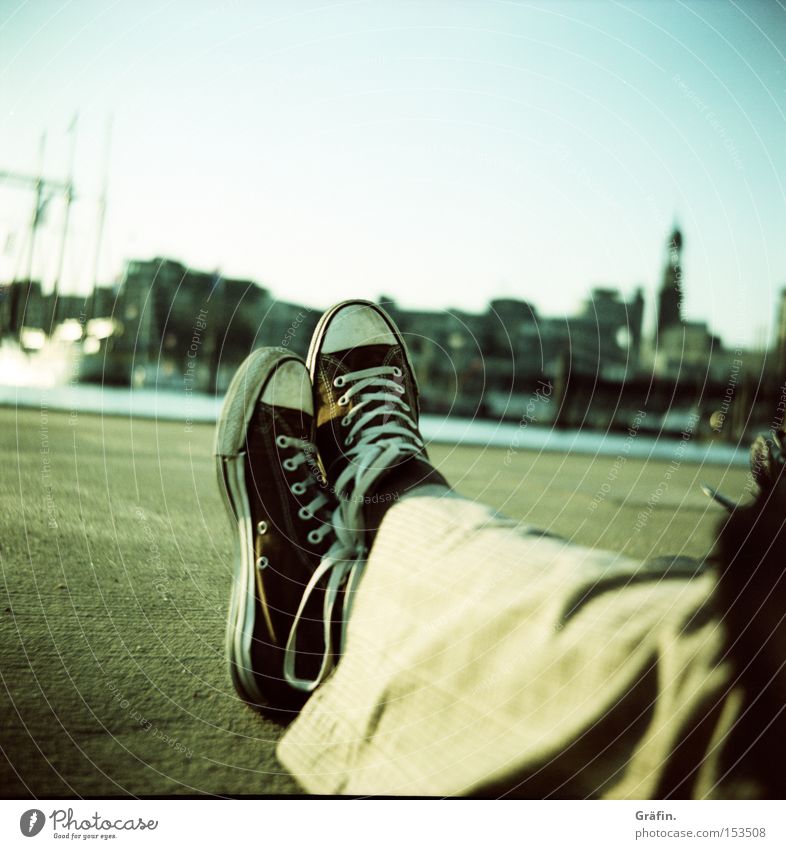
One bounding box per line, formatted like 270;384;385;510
307;299;445;543
215;347;361;706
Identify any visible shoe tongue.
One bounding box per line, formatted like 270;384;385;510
328;343;397;368
314;343;400;430
316;418;351;485
249;406;316;493
314;343;401;482
315;341;423;492
255;403;313;441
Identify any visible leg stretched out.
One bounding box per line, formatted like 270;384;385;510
218;301;785;798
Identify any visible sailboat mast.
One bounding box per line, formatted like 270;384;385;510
25;132;46;288
89;115;112;319
52;114;78;326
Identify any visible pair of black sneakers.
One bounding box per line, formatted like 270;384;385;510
214;300;439;714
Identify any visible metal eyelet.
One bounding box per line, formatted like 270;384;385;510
298;507;313;520
291;482;306;495
341;415;351;426
337;395;348;406
276;435;289;448
392;366;402;377
307;530;322;544
344;435;353;446
333;376;345;387
256;556;269;570
256;520;267;535
282;458;297;471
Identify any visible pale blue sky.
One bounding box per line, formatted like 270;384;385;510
1;0;784;346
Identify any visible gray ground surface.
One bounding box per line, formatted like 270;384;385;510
0;407;751;797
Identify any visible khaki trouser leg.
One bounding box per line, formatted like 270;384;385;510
277;494;733;797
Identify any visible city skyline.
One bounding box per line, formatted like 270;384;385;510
3;242;769;440
1;0;785;348
3;219;776;365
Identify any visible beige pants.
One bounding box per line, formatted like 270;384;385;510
278;494;739;797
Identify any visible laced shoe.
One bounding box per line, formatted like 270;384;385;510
215;348;361;707
306;299;447;544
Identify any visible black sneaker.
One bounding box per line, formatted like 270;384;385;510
215;348;349;711
306;299;446;541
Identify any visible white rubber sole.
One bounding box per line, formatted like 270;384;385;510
214;347;301;704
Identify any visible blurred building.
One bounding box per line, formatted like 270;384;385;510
0;279;93;340
91;284;120;319
649;227;746;384
7;222;781;435
569;287;645;379
654;321;726;381
379;299;487;415
380;287;644;418
656;226;684;344
1;280;47;335
79;257;319;389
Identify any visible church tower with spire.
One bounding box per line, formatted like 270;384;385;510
656;226;684;343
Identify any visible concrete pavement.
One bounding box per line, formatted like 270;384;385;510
0;407;750;796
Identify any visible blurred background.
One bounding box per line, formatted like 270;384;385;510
1;0;785;443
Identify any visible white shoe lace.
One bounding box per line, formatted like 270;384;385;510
274;434;332;544
279;434;365;692
332;364;425;532
283;517;365;691
283;364;425;692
